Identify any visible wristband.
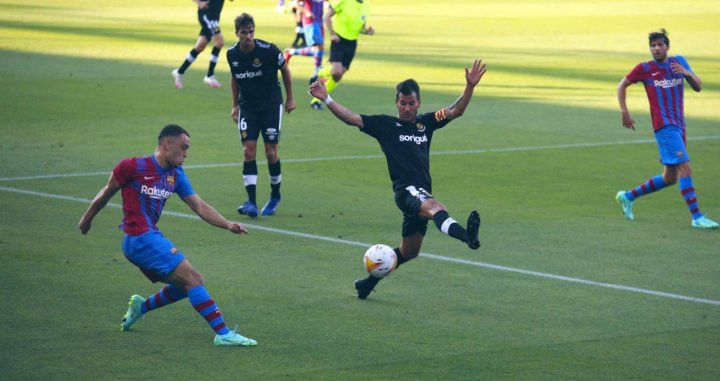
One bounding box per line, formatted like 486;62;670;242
324;95;334;105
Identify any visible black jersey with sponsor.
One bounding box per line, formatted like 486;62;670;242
226;39;285;110
360;111;452;193
199;0;225;16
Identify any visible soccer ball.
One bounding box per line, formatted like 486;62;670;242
363;244;397;278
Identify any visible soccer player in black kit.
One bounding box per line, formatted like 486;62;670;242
172;0;233;89
227;13;296;217
309;59;487;299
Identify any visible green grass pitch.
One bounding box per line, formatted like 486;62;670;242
1;0;719;379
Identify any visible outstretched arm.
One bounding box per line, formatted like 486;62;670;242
78;173;122;234
182;194;248;235
617;77;636;130
308;80;364;128
445;59;486;120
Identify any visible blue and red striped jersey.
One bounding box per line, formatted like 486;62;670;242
626;55;693;131
112;155;194;235
302;0;325;26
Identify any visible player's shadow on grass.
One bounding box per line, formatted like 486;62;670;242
359;49;719;89
1;48;718;179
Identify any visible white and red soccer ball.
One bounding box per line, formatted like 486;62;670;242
363;244;397;278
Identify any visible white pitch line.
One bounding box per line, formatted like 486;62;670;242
2;135;719;182
1;184;719;307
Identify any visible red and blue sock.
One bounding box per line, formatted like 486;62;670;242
188;285;230;335
291;46;314;56
313;49;323;69
679;176;703;220
626;174;667;201
141;284;187;314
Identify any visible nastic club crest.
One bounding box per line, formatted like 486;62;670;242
252;58;262;67
415;123;426;132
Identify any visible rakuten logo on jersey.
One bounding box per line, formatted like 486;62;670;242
141;185;171;200
654;78;683;88
235;70;263;79
399;134;428;145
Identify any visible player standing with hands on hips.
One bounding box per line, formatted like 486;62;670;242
309;59;487;299
227;13;296;218
78;124;257;347
616;29;718;229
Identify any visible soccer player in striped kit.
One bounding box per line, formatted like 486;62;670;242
78;124;258;346
616;29;718;229
284;0;327;71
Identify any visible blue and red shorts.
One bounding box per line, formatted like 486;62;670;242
122;231;185;283
654;125;689;165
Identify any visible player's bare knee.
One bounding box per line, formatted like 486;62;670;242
430;201;446;215
184;270;204;288
243;144;257;160
424;199;445;215
194;271;205;286
264;149;278;162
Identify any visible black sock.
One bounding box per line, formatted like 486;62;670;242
208;46;221;77
178;49;199;74
394;247;407;268
268;160;281;199
365;274;381;285
243;160;257;204
432;210;467;243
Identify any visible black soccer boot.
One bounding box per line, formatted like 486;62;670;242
354;276;381;299
465;210;481;250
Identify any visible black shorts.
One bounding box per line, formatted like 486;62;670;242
394;185;433;237
237;103;283;143
329;36;357;69
198;11;221;39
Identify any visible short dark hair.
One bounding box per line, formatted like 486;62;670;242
158;124;189;144
649;28;669;46
395;79;420;101
235;13;255;32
